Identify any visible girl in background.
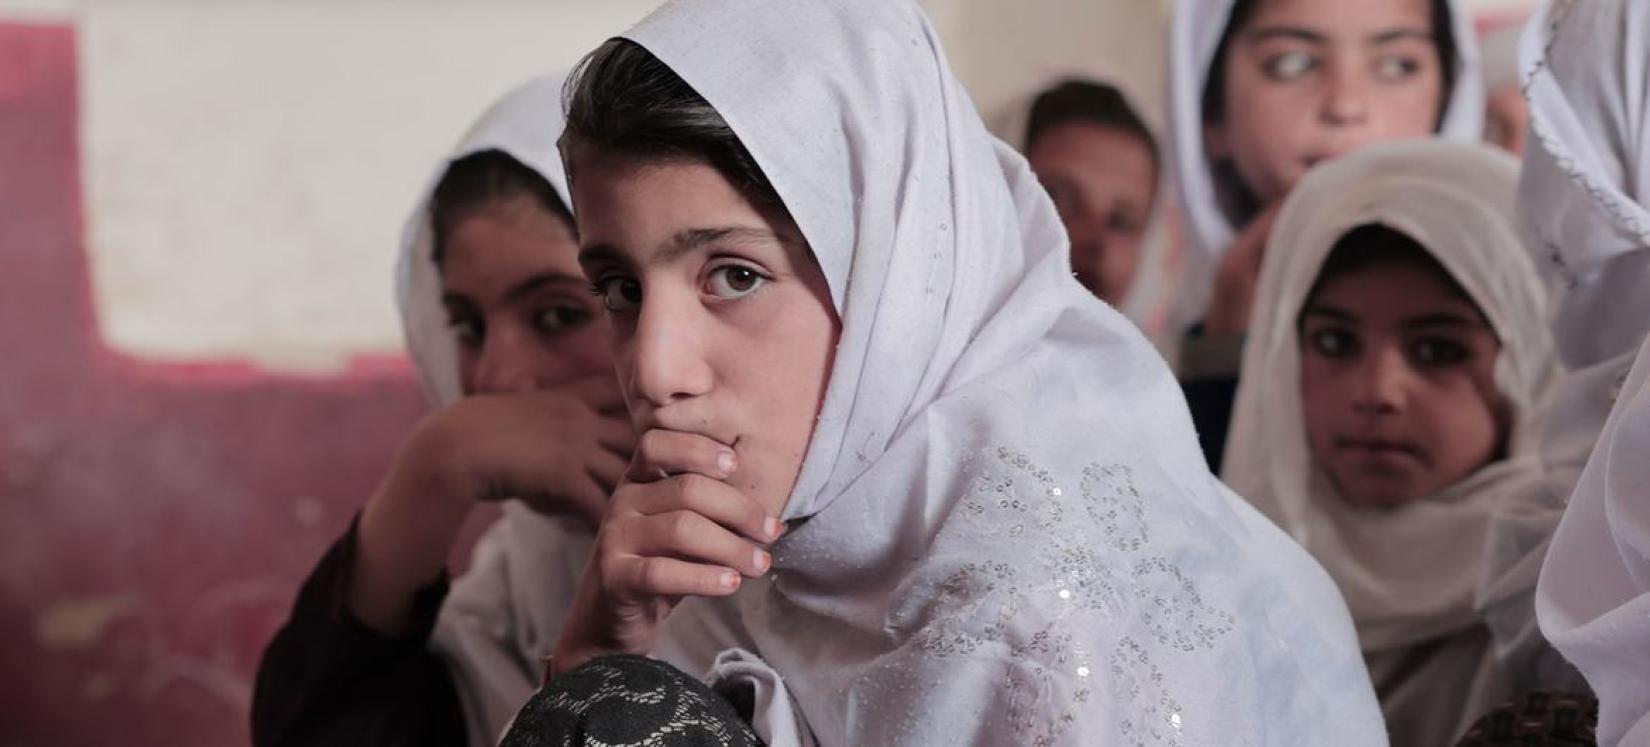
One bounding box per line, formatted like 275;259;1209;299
1167;0;1484;469
1222;140;1552;745
254;76;641;747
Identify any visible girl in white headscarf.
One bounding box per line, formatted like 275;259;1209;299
1223;140;1554;745
254;76;644;747
1168;0;1484;336
500;0;1387;744
1507;0;1650;743
1167;0;1485;469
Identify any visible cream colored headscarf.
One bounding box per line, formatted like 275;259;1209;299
1222;140;1553;745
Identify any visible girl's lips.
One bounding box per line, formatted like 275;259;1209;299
1335;436;1424;461
1301;150;1351;171
638;417;739;450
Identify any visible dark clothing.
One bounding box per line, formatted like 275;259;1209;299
1456;690;1598;746
1177;325;1244;472
252;518;466;747
1183;376;1240;472
502;655;762;747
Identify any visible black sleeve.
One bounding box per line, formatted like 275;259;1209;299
1177;323;1244;474
252;516;468;747
1182;376;1240;473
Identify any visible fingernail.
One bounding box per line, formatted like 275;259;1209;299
720;570;741;590
753;549;771;574
764;517;784;541
717;450;737;475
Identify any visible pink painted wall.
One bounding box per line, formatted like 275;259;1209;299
0;22;439;745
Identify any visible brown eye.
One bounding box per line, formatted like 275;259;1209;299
532;304;594;334
705;264;768;299
1106;212;1143;235
594;277;641;313
1307;328;1358;359
447;314;484;349
1264;51;1318;81
1375;55;1421;82
1410;337;1469;367
1042;181;1080;220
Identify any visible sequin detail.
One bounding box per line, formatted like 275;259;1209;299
916;447;1235;745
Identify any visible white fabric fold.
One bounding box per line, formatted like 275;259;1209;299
1165;0;1485;333
1540;335;1650;746
1517;1;1650;743
617;0;1386;743
708;649;815;747
1222;140;1553;745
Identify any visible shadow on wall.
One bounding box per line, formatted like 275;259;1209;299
0;22;462;745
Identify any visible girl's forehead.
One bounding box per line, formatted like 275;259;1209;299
1310;262;1488;323
1244;0;1432;32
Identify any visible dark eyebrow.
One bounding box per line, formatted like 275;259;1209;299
579;226;781;268
1301;304;1357;322
1402;312;1483;331
659;227;781;263
1369;28;1434;45
1242;26;1328;46
503;272;590;303
1243;26;1433;47
442;272;588;309
577;244;622;268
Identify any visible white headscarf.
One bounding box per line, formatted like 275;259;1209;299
1222;140;1553;744
390;76;758;747
389;74;587;747
1479;24;1523;95
1540;335;1650;747
1519;1;1650;743
616;1;1385;743
396;74;571;409
1166;0;1486;333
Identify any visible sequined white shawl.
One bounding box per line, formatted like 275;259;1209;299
1517;1;1650;743
1221;140;1553;745
1164;0;1485;333
616;0;1387;743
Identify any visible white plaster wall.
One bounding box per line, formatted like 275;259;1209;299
64;1;660;372
0;0;1532;372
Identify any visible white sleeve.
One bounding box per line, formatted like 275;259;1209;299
429;507;593;747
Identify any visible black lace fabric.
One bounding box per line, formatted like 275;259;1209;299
502;655;764;747
1455;690;1598;746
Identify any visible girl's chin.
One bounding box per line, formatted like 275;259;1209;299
1327;468;1426;510
1335;481;1426;510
